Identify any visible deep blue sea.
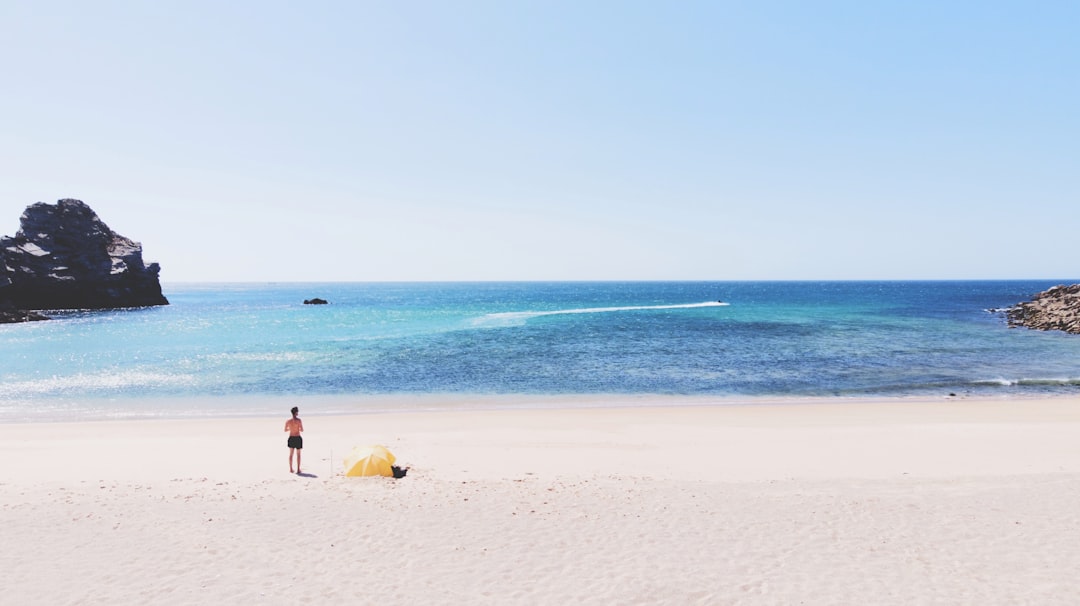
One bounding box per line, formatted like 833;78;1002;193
3;281;1080;421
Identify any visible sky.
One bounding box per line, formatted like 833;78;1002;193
1;1;1077;282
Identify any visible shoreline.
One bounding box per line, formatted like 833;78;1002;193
6;395;1080;604
4;388;1078;424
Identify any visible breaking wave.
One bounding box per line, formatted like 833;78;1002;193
972;377;1080;387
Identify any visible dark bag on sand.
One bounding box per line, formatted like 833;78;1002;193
391;465;408;479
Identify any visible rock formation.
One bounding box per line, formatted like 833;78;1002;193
0;199;167;321
0;304;50;323
1004;284;1080;334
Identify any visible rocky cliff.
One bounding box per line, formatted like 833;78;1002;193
1005;284;1080;334
0;199;168;318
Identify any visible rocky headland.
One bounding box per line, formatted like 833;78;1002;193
1003;284;1080;334
0;199;167;322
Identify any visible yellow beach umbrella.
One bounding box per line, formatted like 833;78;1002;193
343;444;396;477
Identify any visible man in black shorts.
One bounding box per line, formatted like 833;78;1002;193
284;406;304;474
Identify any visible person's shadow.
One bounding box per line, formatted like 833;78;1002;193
297;472;318;478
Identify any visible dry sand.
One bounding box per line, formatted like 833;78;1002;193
4;396;1080;604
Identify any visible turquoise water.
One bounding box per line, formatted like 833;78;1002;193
2;281;1079;420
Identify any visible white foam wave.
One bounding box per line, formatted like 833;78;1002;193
0;370;194;398
973;378;1016;386
473;301;729;327
205;352;310;363
972;377;1080;387
1016;377;1080;386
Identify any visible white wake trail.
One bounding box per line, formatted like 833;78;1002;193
474;301;729;326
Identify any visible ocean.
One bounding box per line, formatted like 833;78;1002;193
2;281;1079;421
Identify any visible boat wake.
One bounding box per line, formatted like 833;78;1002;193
473;301;729;327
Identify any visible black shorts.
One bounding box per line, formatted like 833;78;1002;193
288;435;303;449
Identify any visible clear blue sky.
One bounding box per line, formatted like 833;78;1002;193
1;1;1077;282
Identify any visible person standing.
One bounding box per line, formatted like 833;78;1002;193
285;406;304;474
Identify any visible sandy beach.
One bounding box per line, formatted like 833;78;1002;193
5;396;1080;605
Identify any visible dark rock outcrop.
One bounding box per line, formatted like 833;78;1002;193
0;303;50;323
0;199;167;319
304;298;328;305
1004;284;1080;334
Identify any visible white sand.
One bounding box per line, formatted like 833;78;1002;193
4;396;1080;604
